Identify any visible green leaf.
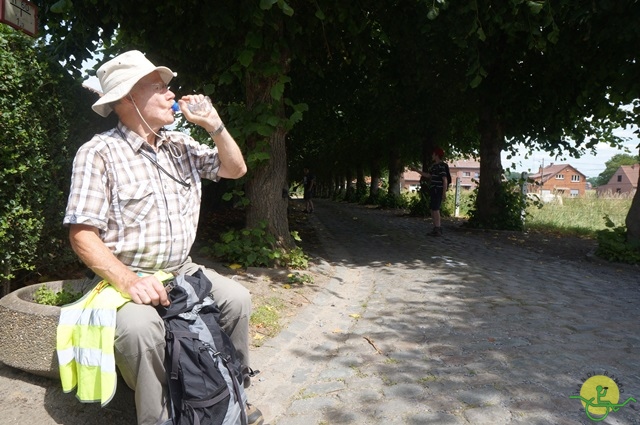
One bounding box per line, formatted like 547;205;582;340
470;75;483;88
238;50;254;67
279;1;294;16
203;84;216;96
246;32;263;49
267;116;280;126
50;0;71;14
256;124;274;136
477;27;486;42
270;81;285;100
527;1;544;14
247;151;271;163
259;0;278;10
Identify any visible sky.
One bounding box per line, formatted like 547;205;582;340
501;126;639;178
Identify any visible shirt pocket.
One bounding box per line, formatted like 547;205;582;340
117;182;155;226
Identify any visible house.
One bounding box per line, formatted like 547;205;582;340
449;159;481;191
596;164;639;196
527;163;587;198
401;158;481;191
401;170;422;192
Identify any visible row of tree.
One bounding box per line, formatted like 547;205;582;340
10;1;640;263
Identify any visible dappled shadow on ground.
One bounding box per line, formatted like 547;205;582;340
286;198;639;424
0;361;136;425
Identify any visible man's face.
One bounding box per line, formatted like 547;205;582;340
128;71;175;128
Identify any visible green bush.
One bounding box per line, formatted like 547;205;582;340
0;29;70;293
378;191;410;209
595;216;640;265
0;28;110;294
466;179;533;231
205;221;310;269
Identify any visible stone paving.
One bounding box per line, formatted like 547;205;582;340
0;198;638;424
249;199;640;425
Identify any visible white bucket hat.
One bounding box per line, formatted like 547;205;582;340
92;50;176;117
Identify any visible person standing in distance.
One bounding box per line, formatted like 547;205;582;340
413;147;449;236
63;50;263;425
302;167;316;213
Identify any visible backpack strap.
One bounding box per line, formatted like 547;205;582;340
187;389;231;409
219;353;248;425
167;330;199;379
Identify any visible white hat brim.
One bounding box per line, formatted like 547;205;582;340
92;66;175;117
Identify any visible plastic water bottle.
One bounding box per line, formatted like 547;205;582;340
172;97;213;116
187;96;213;116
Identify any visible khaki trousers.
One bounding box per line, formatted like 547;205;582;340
110;260;252;425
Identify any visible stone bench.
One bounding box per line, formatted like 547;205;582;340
0;280;87;379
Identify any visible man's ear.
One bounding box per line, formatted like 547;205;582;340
112;96;133;115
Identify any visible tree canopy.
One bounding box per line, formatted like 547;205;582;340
31;0;640;239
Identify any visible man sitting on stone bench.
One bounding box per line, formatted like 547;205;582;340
63;50;263;425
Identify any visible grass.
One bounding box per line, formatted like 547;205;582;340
249;296;287;346
524;192;632;237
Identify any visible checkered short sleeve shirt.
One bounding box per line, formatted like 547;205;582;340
63;124;221;270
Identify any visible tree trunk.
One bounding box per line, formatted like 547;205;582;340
345;169;355;200
475;105;505;225
388;149;402;197
244;51;294;249
332;174;343;199
370;159;381;199
356;165;366;198
626;146;640;246
245;128;293;248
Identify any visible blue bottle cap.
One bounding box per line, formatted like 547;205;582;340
172;101;180;112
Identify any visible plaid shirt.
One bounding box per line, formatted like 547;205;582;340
64;123;221;270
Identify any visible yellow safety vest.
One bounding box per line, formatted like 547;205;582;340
56;271;173;406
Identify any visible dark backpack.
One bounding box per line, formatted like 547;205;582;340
156;270;248;425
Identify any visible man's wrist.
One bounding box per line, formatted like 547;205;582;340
208;122;225;137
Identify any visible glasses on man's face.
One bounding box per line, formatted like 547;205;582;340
147;83;170;94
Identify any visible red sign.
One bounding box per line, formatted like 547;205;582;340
1;0;38;37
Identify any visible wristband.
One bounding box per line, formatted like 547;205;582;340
208;123;225;137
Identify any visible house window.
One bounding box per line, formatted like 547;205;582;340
571;175;580;182
617;175;622;182
616;188;621;193
463;171;471;177
570;189;579;197
474;172;480;178
555;174;564;180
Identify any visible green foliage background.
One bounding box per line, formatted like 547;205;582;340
0;28;108;293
